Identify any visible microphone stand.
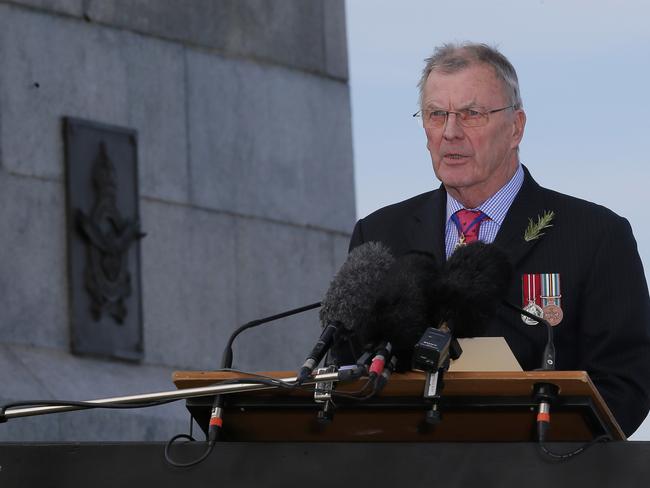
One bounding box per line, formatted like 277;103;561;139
221;301;321;369
0;371;341;422
213;301;321;441
502;301;558;442
414;324;460;427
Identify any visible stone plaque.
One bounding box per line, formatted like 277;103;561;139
64;117;144;361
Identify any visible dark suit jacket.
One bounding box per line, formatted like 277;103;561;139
349;167;650;436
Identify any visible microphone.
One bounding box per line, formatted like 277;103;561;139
359;243;512;373
296;322;340;383
319;241;395;334
358;251;442;372
418;242;511;422
412;325;453;373
375;355;398;393
296;242;395;383
437;242;513;337
368;341;393;379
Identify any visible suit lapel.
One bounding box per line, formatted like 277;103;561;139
494;167;549;267
408;186;447;266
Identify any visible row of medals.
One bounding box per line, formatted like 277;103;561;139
522;297;563;326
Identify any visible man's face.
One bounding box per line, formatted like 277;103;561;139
422;63;526;205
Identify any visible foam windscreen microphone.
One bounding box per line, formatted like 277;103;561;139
357;251;441;372
297;242;395;382
437;242;513;338
319;242;395;333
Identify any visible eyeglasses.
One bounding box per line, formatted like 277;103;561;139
413;105;515;128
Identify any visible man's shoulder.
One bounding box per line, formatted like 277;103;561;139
529;183;636;248
537;184;627;225
349;189;444;253
359;189;441;224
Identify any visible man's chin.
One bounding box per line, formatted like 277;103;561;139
434;165;476;188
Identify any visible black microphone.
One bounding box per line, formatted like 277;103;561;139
296;242;395;383
359;243;512;373
368;341;393;379
375;355;398;393
358;251;442;372
412;326;453;373
296;322;340;383
437;242;513;338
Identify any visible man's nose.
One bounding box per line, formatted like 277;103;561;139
443;113;465;139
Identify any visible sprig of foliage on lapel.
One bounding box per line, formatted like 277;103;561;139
524;210;555;242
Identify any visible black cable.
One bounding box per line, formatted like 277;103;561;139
538;435;610;462
163;371;310;468
355;383;382;401
330;377;375;400
164;434;214;468
210;374;299;390
162;368;325;468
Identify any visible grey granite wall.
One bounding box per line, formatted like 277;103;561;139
0;0;354;441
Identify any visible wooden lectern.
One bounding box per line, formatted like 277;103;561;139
173;370;624;442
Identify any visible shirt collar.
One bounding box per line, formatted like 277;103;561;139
445;164;525;225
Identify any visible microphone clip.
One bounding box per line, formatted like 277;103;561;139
423;369;445;425
533;382;559;405
314;365;337;424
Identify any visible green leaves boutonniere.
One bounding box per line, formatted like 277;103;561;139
524;211;555;242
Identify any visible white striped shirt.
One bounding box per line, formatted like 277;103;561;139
445;164;524;259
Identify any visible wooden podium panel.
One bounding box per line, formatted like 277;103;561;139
173;370;624;442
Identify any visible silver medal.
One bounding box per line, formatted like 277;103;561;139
521;301;544;326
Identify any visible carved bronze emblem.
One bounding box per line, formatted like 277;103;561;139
64;117;144;360
77;143;145;323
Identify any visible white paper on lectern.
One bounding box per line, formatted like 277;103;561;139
449;337;522;372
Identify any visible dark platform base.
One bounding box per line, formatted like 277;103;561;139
1;441;649;487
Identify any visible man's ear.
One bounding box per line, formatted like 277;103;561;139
511;109;526;148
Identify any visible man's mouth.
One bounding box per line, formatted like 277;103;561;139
444;153;468;160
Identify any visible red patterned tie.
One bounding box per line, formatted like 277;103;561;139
453;209;488;245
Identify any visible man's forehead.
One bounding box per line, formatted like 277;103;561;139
422;64;506;107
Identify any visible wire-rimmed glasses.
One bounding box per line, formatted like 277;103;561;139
413;105;515;128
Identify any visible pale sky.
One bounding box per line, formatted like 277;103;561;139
346;0;650;439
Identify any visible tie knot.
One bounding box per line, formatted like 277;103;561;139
455;209;485;223
452;209;488;245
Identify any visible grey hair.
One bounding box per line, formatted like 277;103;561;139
417;42;523;110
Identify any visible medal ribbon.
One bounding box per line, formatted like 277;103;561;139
451;210;488;245
540;273;561;306
522;273;542;306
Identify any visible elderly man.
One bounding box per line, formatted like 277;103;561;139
349;43;650;436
